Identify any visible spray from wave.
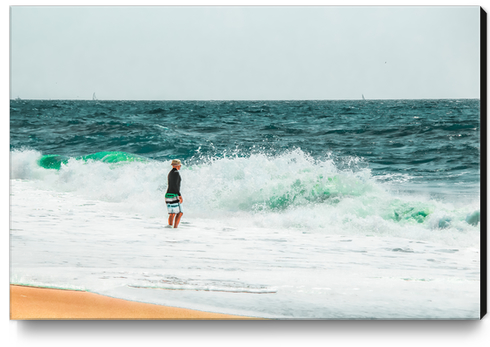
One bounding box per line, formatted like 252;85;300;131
10;148;480;246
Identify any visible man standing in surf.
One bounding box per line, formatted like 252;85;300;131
165;159;183;228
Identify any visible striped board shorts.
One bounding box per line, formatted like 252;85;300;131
165;193;183;214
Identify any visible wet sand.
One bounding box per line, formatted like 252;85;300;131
10;285;258;320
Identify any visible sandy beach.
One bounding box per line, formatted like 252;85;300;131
10;285;257;320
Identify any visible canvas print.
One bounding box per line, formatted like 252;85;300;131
10;6;482;320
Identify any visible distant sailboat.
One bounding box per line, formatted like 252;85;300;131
93;92;97;101
362;94;366;100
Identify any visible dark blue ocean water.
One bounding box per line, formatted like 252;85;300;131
10;99;480;187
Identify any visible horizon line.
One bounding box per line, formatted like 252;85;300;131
10;97;481;102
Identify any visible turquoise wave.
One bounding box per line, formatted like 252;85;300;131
38;151;149;170
220;174;478;227
258;175;367;210
31;149;479;229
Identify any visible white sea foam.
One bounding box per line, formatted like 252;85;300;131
9;177;480;318
10;149;480;246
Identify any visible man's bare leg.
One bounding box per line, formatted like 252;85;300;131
168;214;175;226
173;212;183;228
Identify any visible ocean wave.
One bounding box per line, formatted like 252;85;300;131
38;151;149;170
10;149;480;239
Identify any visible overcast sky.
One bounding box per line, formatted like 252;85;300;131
10;5;480;100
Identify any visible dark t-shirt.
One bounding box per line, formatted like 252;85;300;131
166;168;181;196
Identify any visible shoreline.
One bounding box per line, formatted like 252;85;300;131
10;285;259;320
